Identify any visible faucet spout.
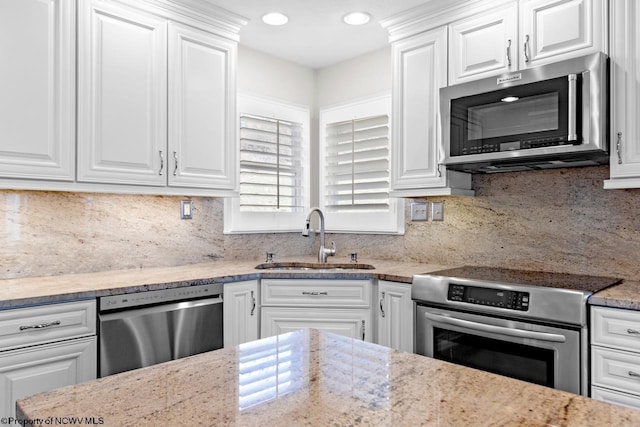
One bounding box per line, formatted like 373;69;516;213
302;207;336;263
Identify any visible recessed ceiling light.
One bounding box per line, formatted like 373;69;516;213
343;12;371;26
262;12;288;26
501;96;520;103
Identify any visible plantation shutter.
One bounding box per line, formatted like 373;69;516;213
324;114;390;212
239;114;304;212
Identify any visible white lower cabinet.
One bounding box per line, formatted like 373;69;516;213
261;307;372;341
0;300;97;418
260;279;373;342
590;306;640;410
223;280;259;347
377;281;413;353
1;337;96;418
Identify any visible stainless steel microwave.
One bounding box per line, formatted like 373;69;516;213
441;52;609;173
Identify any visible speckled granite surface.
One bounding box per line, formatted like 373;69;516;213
16;329;640;426
0;258;449;309
588;280;640;310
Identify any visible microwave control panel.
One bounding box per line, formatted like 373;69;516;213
458;137;571;156
447;284;529;311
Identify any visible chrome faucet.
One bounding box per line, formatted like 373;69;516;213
302;207;336;263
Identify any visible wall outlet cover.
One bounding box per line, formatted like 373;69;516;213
431;202;444;221
180;201;193;219
410;202;428;221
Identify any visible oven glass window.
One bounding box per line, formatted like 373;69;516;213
433;328;554;387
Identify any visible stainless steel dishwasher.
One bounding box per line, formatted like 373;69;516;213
98;283;223;377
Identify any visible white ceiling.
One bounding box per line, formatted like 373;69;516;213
205;0;430;69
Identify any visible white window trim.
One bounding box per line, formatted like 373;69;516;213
319;94;404;235
224;93;310;234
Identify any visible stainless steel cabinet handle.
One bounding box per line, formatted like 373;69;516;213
617;132;623;165
361;320;365;340
423;311;566;343
524;34;530;63
250;290;256;316
173;151;178;176
302;291;328;296
159;150;164;175
506;39;512;67
628;328;640;335
380;292;386;318
629;371;640;378
20;320;61;331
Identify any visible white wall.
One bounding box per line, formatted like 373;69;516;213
315;47;392;108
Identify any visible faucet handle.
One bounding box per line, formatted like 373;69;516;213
328;241;336;256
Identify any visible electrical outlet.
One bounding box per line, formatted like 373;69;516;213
180;201;193;219
410;202;428;221
431;202;444;221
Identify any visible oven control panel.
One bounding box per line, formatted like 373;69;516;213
447;284;529;311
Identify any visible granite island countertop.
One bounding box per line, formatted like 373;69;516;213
16;329;640;426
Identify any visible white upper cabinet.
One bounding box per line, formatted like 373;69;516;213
389;27;473;196
78;0;239;193
604;0;640;189
168;22;237;190
448;0;607;84
520;0;607;68
449;3;518;85
0;0;75;181
77;0;167;186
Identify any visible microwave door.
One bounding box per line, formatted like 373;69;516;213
448;75;578;158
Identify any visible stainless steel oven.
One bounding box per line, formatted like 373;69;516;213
98;283;223;377
413;267;620;396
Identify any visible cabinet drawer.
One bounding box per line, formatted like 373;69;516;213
591;306;640;351
261;279;371;307
0;300;96;351
592;346;640;396
591;386;640;411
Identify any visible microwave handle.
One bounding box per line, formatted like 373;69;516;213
423;311;567;343
568;74;578;141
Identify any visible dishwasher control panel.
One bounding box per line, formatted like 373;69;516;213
448;284;529;311
99;282;223;311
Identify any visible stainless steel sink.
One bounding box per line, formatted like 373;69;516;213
254;261;375;270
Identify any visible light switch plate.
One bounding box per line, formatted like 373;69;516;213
431;202;444;221
410;202;428;221
180;201;193;219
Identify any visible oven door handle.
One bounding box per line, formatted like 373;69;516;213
423;312;567;343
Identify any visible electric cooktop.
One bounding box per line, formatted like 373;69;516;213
423;266;621;294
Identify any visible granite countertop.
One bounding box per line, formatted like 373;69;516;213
17;329;640;426
0;258;450;309
588;279;640;310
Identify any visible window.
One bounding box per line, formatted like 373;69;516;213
239;114;304;212
224;94;310;233
320;95;404;234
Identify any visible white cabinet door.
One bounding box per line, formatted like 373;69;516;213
0;337;96;419
605;0;640;189
0;0;75;181
377;281;413;353
520;0;607;68
168;22;237;190
261;307;372;342
449;3;518;85
77;0;167;185
390;27;472;197
223;280;259;347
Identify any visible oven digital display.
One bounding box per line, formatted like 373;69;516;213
447;284;529;311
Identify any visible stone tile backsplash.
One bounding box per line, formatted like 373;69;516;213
2;165;640;280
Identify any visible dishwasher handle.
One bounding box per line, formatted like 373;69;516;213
99;295;223;320
423;311;567;343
